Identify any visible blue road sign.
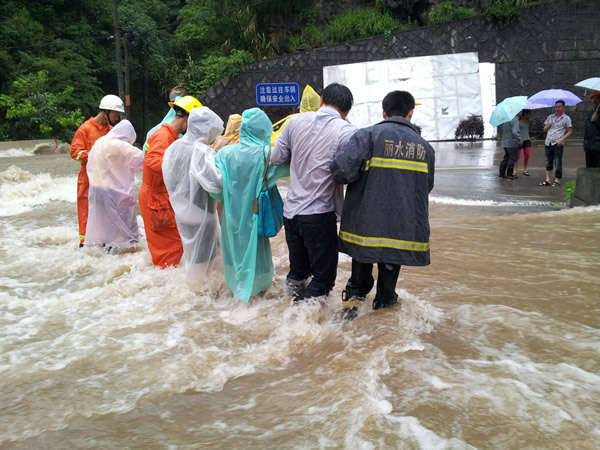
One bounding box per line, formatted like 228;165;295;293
256;83;300;106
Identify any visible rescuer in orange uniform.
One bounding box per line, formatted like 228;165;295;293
70;95;125;246
139;95;202;267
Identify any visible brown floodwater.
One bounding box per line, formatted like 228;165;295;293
0;140;598;448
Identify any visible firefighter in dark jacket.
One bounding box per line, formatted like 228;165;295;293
331;90;435;317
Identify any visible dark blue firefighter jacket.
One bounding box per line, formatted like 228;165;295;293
331;117;435;266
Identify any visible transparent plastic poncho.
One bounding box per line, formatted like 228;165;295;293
86;120;144;246
162;107;224;284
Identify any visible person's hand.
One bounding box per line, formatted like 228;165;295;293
592;112;598;122
547;119;553;126
557;138;564;146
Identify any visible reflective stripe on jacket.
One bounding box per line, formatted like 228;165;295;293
331;117;435;266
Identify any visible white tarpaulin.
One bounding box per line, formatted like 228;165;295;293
323;52;496;140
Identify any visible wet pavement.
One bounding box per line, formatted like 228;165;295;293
431;139;585;205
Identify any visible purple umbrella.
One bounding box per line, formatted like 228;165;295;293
527;89;582;108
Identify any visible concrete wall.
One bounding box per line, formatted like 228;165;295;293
200;0;599;138
570;168;600;207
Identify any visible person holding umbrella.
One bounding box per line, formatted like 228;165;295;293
583;91;600;168
540;100;572;187
489;96;527;179
499;111;522;179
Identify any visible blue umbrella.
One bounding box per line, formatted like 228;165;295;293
489;96;528;127
574;77;600;91
527;89;582;108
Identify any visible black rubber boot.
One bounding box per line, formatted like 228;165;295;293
372;293;398;310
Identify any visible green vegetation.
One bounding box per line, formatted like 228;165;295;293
486;0;545;24
486;0;522;24
169;50;255;95
428;1;478;25
0;71;84;141
326;9;402;43
0;0;537;141
564;180;576;202
289;25;327;52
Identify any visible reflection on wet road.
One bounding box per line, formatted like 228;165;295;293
431;139;585;205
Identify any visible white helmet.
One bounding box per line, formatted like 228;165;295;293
99;94;125;113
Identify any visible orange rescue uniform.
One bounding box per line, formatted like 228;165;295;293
70;117;111;244
139;123;183;267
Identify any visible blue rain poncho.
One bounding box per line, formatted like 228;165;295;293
143;96;183;153
212;108;290;302
162;107;224;284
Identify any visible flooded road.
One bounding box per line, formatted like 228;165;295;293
1;139;598;448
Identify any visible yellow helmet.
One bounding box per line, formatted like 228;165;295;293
168;95;202;114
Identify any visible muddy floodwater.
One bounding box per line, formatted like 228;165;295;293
1;140;598;448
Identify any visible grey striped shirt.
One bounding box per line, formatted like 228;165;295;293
544;113;572;146
271;107;357;219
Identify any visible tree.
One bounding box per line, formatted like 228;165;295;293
0;71;84;141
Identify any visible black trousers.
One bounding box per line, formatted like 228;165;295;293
283;211;338;300
345;259;401;309
585;151;600;168
499;147;518;177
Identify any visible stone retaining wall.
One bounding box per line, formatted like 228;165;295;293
200;0;599;138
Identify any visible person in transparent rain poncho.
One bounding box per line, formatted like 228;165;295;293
85;120;144;250
211;108;290;303
163;107;225;283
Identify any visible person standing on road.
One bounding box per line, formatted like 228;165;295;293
271;83;356;302
499;112;521;180
540;100;572;187
513;109;531;177
70;94;124;246
331;90;435;318
583;91;600;168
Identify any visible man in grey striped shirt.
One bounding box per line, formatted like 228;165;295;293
271;83;357;302
540;100;572;187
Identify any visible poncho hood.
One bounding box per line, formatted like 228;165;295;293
184;107;224;146
239;108;272;147
107;120;136;145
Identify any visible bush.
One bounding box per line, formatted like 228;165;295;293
326;9;401;43
169;50;254;95
486;0;522;24
454;114;484;141
428;1;478;25
289;25;327;52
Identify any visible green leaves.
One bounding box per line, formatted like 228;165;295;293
428;1;478;25
169;50;255;95
0;71;84;141
326;9;402;43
